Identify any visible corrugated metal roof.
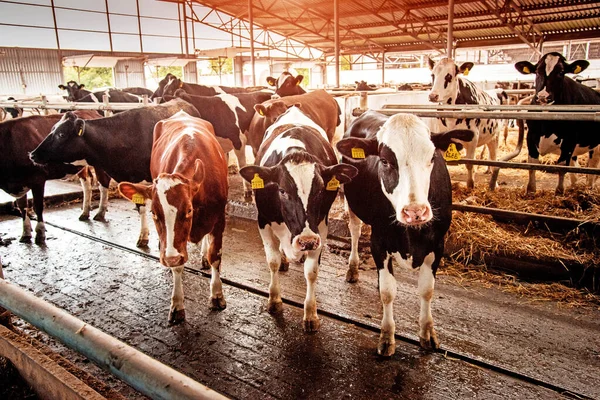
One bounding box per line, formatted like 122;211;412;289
177;0;600;54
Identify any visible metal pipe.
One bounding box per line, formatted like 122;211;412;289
183;1;189;56
380;103;600;111
447;0;454;57
381;51;385;85
0;279;228;400
334;0;340;88
446;159;600;175
136;0;144;53
0;101;148;111
105;0;113;52
249;0;255;86
359;108;600;121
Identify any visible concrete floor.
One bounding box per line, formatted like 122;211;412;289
0;197;599;399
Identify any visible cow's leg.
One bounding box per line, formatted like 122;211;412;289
485;135;498;175
587;149;600;188
302;220;327;332
17;194;32;243
464;136;478;189
31;184;46;245
418;252;439;350
567;156;579;188
78;167;93;221
168;266;185;325
235;136;252;201
526;156;540;194
279;249;289;272
556;158;569;195
207;214;226;310
376;249;396;357
346;208;362;283
259;224;283;314
93;168;112;221
199;236;211;270
136;203;150;248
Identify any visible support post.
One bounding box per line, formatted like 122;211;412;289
447;0;454;58
334;0;340;88
249;0;256;86
381;52;385;85
183;1;189;56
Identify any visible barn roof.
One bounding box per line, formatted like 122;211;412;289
176;0;600;56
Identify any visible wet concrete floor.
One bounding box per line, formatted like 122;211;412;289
0;198;599;399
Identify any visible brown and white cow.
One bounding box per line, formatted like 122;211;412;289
247;90;340;156
118;111;228;324
266;72;306;98
240;106;357;332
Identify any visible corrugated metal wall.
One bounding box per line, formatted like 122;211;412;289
0;48;63;95
114;60;146;88
183;62;198;83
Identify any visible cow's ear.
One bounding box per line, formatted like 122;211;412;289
515;61;535;75
295;75;304;86
321;164;358;188
336;137;379;159
566;60;590;75
74;118;86;137
79;84;85;89
430;129;474;151
254;104;268;116
428;58;435;70
118;182;152;204
458;62;474;75
266;76;277;86
193;159;205;185
58;84;66;90
239;165;276;187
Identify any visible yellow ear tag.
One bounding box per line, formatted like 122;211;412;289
77;128;83;136
463;68;470;76
326;176;340;191
258;108;264;116
573;65;582;74
444;143;461;161
251;173;264;190
131;193;145;205
296;80;300;86
523;66;530;74
351;147;366;159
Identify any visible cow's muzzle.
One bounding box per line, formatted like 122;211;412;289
428;93;440;103
400;204;432;226
293;235;321;252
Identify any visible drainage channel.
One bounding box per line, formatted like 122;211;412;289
44;219;593;400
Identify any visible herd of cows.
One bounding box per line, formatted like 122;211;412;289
1;52;599;356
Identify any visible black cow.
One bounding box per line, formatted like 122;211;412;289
121;87;153;97
2;97;21;119
239;105;357;332
151;74;254;100
355;80;376;91
30;99;201;247
266;72;306;98
336;110;473;356
169;89;272;198
515;52;600;193
0;110;101;244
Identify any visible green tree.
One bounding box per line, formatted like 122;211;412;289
209;58;233;75
150;66;183;80
341;56;351;71
63;67;113;89
294;68;310;88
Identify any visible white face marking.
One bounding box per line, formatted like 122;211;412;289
263;106;327;141
277;74;291;88
285;161;315;211
430;58;458;104
545;54;560;77
155;177;183;259
259;135;306;165
377;114;434;224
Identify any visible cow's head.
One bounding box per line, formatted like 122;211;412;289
240;153;357;258
254;100;300;126
266;72;306;98
58;81;85;101
355;81;375;91
118;161;205;267
151;73;177;100
515;52;590;105
337;113;473;227
428;58;474;104
30;112;87;164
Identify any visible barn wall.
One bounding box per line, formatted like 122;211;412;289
114;59;146;88
183;62;198;84
0;48;63;96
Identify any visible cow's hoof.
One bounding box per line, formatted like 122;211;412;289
419;330;440;351
267;300;283;314
210;296;227;310
466;181;474;190
136;238;149;248
19;235;32;243
200;256;211;270
93;214;107;222
228;165;239;174
555;188;565;196
168;308;185;325
34;235;46;246
78;213;90;221
303;318;321;333
345;269;359;283
377;337;396;357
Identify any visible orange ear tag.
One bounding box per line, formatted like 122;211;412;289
351;148;366;159
523;66;530;74
326;176;340;191
251;173;264;190
573;65;582;74
444;143;461;161
131;193;145;205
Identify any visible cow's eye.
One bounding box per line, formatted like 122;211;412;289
57;132;64;138
279;188;286;196
151;212;158;220
186;209;193;217
380;158;389;167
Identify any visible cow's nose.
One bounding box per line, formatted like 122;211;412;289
296;236;320;251
428;93;439;102
163;255;185;267
401;205;431;225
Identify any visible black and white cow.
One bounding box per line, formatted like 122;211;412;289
58;81;145;105
337;110;473;356
239;106;357;332
428;58;503;189
30;99;201;247
515;52;600;193
151;74;254;100
266;72;306;98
